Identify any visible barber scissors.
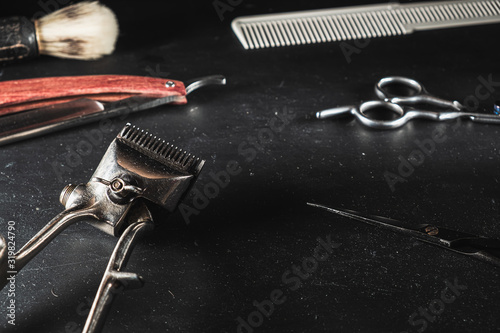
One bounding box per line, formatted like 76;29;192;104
308;203;500;268
316;76;500;129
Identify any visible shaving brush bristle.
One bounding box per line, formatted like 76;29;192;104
36;1;119;60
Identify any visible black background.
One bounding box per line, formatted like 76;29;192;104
0;0;499;332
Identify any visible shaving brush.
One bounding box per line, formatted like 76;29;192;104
0;1;119;62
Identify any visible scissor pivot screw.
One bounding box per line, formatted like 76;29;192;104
165;81;175;88
111;179;125;192
425;226;439;236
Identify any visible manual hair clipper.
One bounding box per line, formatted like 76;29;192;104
0;123;205;332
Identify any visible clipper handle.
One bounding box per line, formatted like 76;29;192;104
0;235;7;287
83;217;154;333
0;206;95;289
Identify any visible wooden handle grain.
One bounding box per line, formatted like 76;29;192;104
0;75;187;115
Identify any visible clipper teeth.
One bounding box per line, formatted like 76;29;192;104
119;124;205;175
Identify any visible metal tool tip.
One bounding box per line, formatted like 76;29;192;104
453;100;464;111
307;202;336;212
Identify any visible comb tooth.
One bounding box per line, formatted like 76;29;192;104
315;17;330;42
257;23;271;47
396;8;409;25
121;124;132;139
175;151;187;165
372;12;386;36
486;1;499;15
162;144;174;157
240;24;252;50
147;135;157;149
475;2;487;16
165;146;178;160
134;130;145;145
351;14;366;39
247;24;259;49
271;21;285;46
142;133;151;147
422;7;434;22
457;2;471;18
265;22;278;47
298;19;313;44
141;132;151;146
178;151;188;164
167;145;178;159
171;147;182;161
179;153;189;166
293;19;307;44
182;153;192;166
380;11;396;35
446;4;460;19
306;18;321;42
431;5;445;21
331;16;346;40
283;20;294;44
342;14;357;39
477;2;492;16
373;12;388;36
360;12;376;37
151;139;164;153
325;16;340;41
465;2;478;17
129;127;141;142
147;136;157;150
492;1;500;13
184;154;195;167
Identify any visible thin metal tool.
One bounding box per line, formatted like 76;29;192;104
0;75;226;146
308;203;500;268
232;0;500;49
316;76;500;129
0;124;206;332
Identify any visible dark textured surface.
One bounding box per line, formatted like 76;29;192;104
0;0;499;332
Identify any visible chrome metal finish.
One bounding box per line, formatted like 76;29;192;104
0;123;206;332
316;76;500;129
375;76;463;110
83;202;154;333
185;74;227;95
232;0;500;49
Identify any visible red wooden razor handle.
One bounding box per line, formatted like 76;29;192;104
0;75;187;116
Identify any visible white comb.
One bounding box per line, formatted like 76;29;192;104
231;0;500;49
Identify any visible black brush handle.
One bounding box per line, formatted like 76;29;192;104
0;16;38;62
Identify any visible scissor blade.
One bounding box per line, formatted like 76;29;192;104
307;202;500;267
307;202;449;246
307;203;422;231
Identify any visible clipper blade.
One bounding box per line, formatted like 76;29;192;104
91;123;206;215
118;123;205;176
